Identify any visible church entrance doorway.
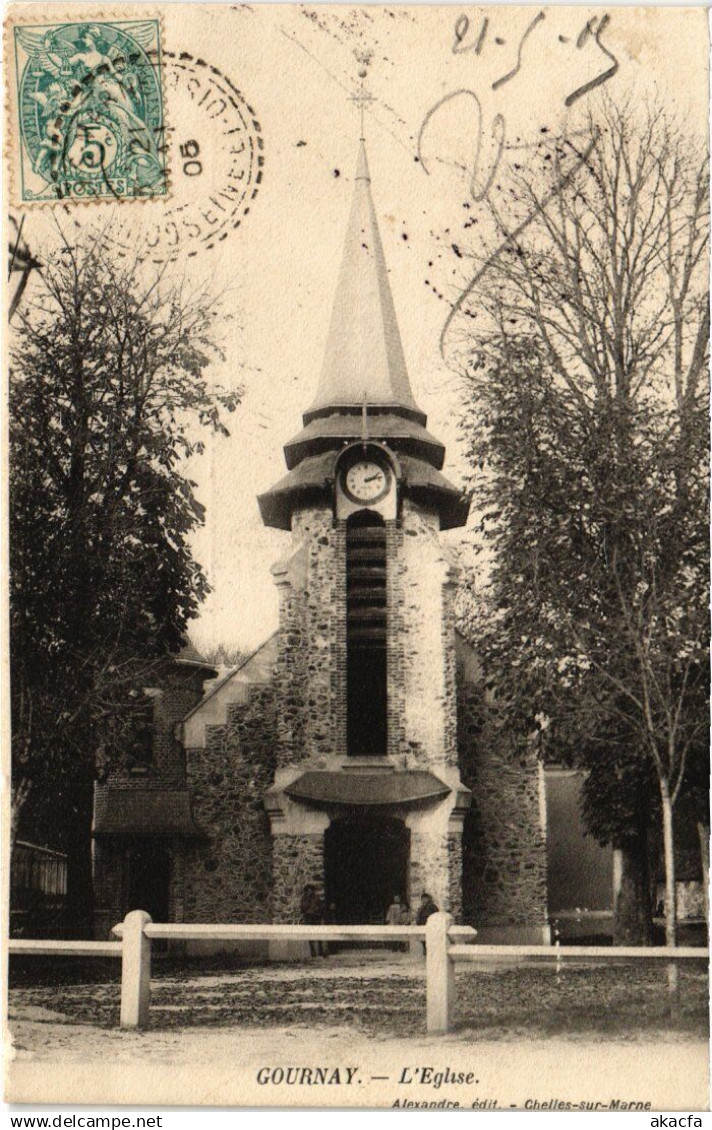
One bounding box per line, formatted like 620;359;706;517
324;816;409;925
126;841;171;923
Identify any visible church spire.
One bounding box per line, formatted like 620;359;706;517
303;140;425;425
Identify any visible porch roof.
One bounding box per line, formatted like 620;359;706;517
93;789;204;839
283;770;451;808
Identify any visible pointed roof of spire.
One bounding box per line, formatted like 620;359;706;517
303;141;425;425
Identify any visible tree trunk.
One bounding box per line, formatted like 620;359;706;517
10;777;32;851
660;780;677;946
659;779;679;1010
697;821;709;926
612;841;653;945
65;776;96;938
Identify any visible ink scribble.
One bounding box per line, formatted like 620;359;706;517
420;10;620;353
417;90;505;204
434;128;601;355
491;10;545;92
566;15;619;106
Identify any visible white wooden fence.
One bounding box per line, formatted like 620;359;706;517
9;911;708;1034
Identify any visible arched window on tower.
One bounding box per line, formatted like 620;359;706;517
346;510;387;757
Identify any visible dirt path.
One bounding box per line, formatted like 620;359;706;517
6;1018;708;1110
6;955;708;1109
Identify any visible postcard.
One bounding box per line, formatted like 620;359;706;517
4;2;709;1111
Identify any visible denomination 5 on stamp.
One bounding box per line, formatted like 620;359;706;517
10;16;168;203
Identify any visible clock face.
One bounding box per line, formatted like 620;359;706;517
343;460;390;504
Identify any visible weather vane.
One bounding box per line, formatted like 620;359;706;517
349;66;375;142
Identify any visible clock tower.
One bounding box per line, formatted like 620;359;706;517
258;141;473;924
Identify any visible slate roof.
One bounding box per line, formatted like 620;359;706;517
304;142;425;426
258;451;470;530
93;789;204;838
283;412;446;470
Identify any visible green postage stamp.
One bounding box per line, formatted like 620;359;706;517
11;18;167;202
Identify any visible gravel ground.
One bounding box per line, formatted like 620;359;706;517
8;952;709;1039
6;955;708;1109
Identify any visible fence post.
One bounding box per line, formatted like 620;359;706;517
120;910;152;1030
426;912;454;1034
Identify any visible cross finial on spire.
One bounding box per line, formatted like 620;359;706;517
350;67;374;142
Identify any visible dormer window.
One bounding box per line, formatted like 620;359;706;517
127;688;160;772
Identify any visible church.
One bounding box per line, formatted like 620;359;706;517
93;141;619;949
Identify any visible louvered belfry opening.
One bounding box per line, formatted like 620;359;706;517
346;510;388;757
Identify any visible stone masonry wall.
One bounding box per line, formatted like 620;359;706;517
447;832;463;920
409;829;462;918
396;501;458;769
273;553;309;768
458;683;548;927
274;507;343;769
183;686;277;923
271;834;325;923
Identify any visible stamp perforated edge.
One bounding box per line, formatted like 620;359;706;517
4;5;171;209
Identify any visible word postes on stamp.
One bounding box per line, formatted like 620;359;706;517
11;17;168;203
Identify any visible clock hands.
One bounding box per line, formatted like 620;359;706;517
343;461;389;502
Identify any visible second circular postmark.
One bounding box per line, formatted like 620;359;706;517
105;49;264;263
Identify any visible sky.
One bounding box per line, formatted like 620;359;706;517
12;3;709;652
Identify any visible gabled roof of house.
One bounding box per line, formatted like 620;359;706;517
182;631;279;724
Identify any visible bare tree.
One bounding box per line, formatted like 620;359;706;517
455;95;709;946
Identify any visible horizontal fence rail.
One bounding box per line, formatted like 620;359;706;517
9;911;709;1034
112;922;476;942
9;939;122;957
448;944;708;961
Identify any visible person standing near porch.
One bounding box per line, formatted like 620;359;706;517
386;894;406;951
385;894;404;925
415;891;439;925
415;892;440;955
300;884;325;957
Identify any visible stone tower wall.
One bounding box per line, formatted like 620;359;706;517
457;681;548;934
272;497;461;773
273;506;345;768
395;500;459;769
272;834;325;923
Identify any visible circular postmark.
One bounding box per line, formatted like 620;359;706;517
103;51;264;263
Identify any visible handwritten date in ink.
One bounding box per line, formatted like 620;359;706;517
452;10;618;106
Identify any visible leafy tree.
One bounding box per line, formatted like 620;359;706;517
202;643;249;670
455;98;709;945
10;229;240;933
